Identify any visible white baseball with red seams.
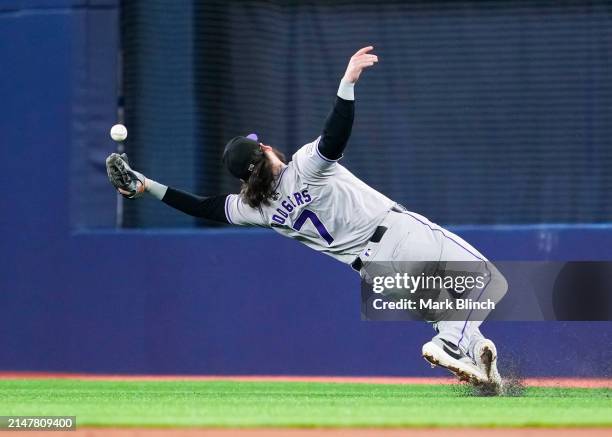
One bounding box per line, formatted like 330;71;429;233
110;124;128;142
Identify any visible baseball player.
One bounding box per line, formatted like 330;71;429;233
106;46;503;389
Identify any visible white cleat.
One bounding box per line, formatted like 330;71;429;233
473;338;504;392
422;337;488;385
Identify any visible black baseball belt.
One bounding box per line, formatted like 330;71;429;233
350;204;407;272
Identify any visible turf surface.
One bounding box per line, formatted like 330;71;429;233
0;379;610;428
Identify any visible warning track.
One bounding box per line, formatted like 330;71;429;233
0;372;609;388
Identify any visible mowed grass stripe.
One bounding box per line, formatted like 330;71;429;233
0;380;609;428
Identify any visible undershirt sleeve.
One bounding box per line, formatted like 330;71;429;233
161;187;230;224
317;96;355;161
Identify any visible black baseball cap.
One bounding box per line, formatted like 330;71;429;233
222;133;263;180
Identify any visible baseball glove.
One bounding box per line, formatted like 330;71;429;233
105;153;146;198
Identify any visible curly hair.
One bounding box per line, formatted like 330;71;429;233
241;147;286;208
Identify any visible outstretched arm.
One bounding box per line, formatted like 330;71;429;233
318;46;378;161
105;153;230;224
151;182;229;224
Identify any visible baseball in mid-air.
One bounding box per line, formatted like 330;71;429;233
110;124;128;142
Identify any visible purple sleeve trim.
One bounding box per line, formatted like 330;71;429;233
316;141;342;163
224;195;234;225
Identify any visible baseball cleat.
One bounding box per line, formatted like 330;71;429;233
473;338;504;391
422;337;488;385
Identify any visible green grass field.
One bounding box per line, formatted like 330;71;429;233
0;379;610;428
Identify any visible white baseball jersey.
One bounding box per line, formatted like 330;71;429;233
225;137;396;264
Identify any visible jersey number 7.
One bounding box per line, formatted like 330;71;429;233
292;209;334;245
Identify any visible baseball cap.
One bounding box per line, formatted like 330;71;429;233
222;133;263;180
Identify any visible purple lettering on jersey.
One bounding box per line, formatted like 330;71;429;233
293;209;334;245
276;208;289;218
294;192;303;205
281;200;294;213
302;189;311;203
272;215;285;225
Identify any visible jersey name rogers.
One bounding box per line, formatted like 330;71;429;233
225;137;396;264
271;189;312;225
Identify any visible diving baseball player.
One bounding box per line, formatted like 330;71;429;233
106;46;503;389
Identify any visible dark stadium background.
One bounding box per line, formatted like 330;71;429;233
120;0;611;228
1;0;610;377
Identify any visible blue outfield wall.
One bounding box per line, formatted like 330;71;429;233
3;227;612;377
0;1;610;377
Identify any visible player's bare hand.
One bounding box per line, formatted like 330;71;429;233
342;46;378;84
